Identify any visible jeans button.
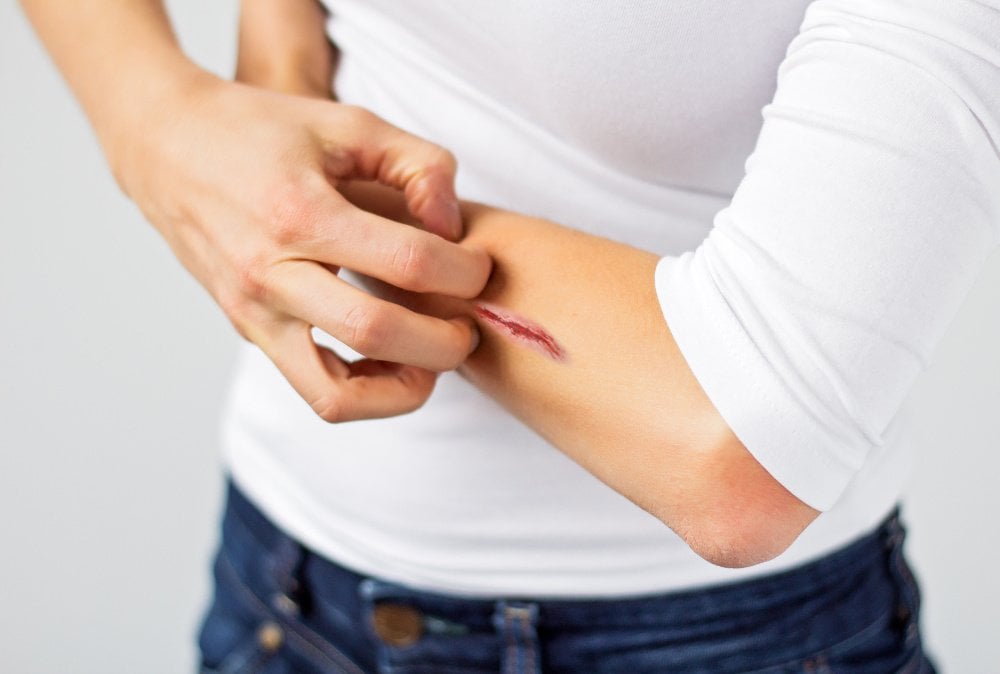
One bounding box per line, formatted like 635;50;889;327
256;621;284;653
371;603;424;647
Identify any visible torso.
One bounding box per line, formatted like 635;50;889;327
221;0;907;596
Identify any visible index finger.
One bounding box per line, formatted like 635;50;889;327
308;197;492;298
321;105;462;240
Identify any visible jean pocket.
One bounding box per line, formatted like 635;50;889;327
798;614;933;674
199;607;281;674
790;520;934;674
198;550;287;673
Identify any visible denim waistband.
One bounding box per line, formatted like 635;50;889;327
222;479;900;633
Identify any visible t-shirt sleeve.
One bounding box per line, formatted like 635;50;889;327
654;0;1000;511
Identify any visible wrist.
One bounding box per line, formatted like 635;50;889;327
236;0;334;99
235;60;332;99
101;58;220;197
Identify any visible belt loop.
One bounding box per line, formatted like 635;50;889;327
268;534;307;617
493;600;541;674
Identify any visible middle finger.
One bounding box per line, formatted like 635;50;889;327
270;259;477;371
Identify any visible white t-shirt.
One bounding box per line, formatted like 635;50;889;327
221;0;1000;597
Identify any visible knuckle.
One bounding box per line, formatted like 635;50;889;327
390;239;434;290
309;394;344;423
340;303;390;354
264;180;326;247
341;104;377;128
217;287;251;324
409;149;456;193
234;254;273;302
430;146;457;173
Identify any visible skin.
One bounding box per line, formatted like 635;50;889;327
20;0;491;422
235;0;337;99
22;0;820;566
343;184;821;568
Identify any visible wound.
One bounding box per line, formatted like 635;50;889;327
474;302;567;362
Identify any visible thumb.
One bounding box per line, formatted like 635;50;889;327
331;106;462;240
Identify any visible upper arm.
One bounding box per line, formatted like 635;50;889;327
656;0;1000;516
332;1;1000;566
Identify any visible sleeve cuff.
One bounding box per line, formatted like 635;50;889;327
654;252;865;511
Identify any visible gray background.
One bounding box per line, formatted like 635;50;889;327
1;2;997;672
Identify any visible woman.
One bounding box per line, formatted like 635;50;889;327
23;0;999;671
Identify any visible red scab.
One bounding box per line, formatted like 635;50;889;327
474;303;566;362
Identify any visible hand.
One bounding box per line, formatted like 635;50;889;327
113;72;491;421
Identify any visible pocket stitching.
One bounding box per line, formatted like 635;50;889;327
216;551;369;674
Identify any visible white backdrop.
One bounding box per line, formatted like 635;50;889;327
1;2;997;672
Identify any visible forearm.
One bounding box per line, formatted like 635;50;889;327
19;0;208;180
237;0;335;97
342;183;817;567
337;0;1000;566
463;210;818;566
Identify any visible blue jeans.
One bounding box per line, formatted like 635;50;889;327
197;480;937;673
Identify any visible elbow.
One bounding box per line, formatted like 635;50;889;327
657;432;821;569
680;509;813;569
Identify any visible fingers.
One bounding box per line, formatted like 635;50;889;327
316;204;491;299
259;321;438;422
271;260;479;371
326;106;462;240
334;359;439;421
267;173;490;299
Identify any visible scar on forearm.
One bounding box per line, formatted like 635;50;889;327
473;302;567;362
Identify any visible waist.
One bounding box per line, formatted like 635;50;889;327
226;475;902;616
216;476;919;672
